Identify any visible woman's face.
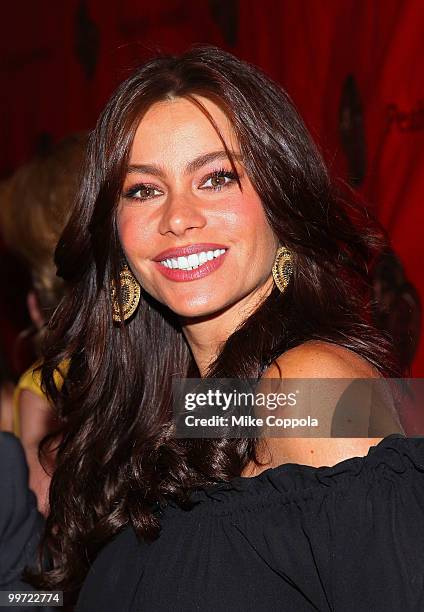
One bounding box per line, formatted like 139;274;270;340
118;96;279;319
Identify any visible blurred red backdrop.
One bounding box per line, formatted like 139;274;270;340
1;0;422;377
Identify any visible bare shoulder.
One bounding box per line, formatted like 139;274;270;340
262;339;381;380
244;341;388;475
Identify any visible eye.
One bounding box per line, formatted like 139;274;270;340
199;169;238;191
123;183;163;201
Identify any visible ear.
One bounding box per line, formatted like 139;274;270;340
26;290;45;330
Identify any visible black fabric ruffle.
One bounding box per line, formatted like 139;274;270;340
163;433;424;515
77;434;424;611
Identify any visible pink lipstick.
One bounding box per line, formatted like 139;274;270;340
153;243;228;282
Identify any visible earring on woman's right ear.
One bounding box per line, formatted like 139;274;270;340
111;263;141;322
272;246;293;294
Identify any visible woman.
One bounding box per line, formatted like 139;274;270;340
0;134;85;513
30;46;423;610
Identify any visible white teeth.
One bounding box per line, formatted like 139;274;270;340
160;249;227;270
187;253;199;267
177;256;189;269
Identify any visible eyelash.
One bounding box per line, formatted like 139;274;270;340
123;168;238;202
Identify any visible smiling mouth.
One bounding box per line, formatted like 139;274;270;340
159;248;227;271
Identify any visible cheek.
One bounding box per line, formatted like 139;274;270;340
117;210;149;257
230;192;276;248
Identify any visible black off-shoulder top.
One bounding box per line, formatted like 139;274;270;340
76;434;424;611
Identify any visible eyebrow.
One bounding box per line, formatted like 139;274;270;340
127;150;243;178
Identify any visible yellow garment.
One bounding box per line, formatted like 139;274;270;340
13;359;70;438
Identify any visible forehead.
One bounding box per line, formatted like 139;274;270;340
129;96;239;163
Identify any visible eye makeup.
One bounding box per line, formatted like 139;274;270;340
122;167;241;202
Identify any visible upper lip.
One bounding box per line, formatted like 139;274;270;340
153;243;228;261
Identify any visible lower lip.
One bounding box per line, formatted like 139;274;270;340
153;251;228;282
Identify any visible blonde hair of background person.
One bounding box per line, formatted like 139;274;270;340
0;133;86;513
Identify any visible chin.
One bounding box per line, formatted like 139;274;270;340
167;297;229;320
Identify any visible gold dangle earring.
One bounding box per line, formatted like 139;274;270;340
272;246;293;294
111;262;141;322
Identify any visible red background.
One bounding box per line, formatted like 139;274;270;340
1;0;423;376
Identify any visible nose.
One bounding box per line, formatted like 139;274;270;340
158;192;206;237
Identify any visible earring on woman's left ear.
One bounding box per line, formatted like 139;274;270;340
111;263;141;322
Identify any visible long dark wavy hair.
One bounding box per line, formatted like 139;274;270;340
28;45;403;598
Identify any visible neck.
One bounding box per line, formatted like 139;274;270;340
181;275;274;377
